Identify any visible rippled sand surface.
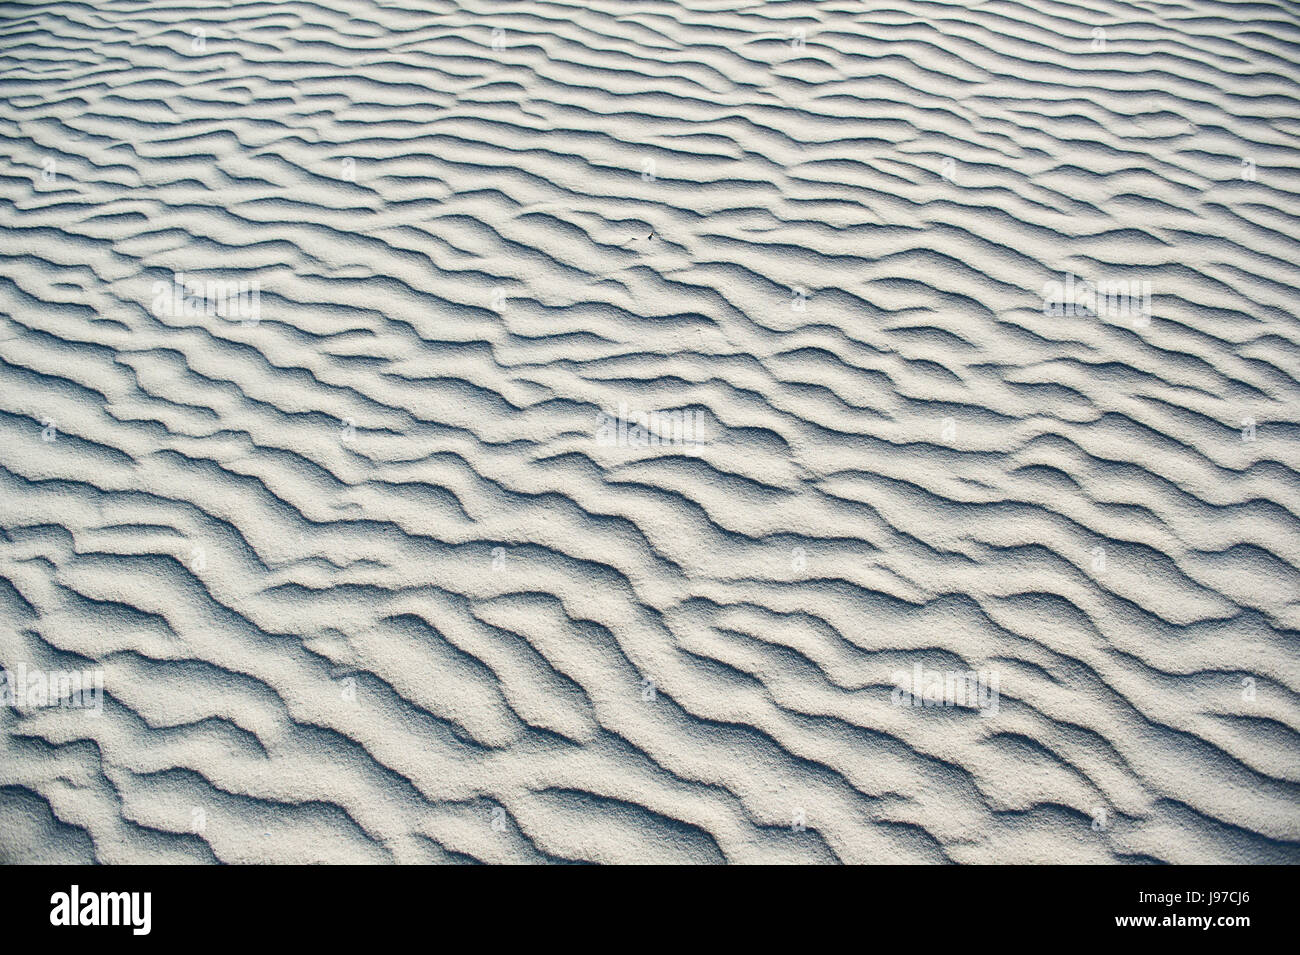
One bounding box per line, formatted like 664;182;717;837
2;0;1298;863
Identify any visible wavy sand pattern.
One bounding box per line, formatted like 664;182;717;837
1;0;1299;864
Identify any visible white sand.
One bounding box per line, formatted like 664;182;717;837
1;0;1298;863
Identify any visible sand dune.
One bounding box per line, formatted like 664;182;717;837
1;0;1298;863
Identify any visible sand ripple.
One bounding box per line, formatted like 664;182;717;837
1;0;1298;862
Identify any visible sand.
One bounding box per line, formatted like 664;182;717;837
1;0;1298;864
